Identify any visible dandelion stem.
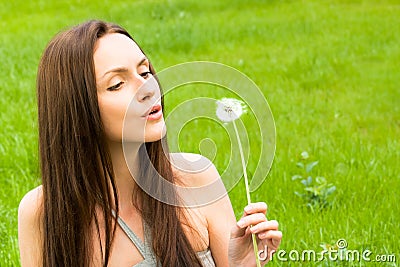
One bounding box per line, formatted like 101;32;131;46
232;120;262;267
232;119;251;204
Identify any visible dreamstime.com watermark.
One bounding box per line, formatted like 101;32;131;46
258;239;397;263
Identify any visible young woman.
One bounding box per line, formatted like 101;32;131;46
18;20;281;266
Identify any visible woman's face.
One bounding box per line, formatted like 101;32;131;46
94;33;166;143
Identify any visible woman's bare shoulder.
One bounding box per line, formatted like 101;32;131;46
170;153;235;265
170;152;220;187
18;185;43;266
18;185;43;225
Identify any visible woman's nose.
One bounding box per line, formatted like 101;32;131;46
135;77;157;102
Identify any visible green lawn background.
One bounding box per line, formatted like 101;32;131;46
0;0;399;266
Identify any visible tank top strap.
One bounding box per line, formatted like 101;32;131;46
111;210;147;257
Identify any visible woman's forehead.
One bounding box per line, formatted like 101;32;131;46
93;33;145;76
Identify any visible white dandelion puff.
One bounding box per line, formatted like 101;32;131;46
216;98;246;122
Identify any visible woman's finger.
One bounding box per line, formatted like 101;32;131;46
237;212;267;229
231;202;269;239
243;202;268;216
249;220;279;234
258;230;283;246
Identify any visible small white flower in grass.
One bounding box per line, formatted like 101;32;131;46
301;151;309;160
216;98;246;122
215;97;261;267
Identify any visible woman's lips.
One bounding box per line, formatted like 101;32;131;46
144;104;162;121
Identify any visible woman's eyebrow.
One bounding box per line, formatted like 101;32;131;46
102;57;148;78
102;67;129;78
137;57;148;67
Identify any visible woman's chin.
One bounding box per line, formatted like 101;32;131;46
144;124;167;143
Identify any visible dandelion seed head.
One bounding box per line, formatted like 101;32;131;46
216;97;246;122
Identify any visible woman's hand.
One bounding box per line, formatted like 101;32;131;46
228;202;282;266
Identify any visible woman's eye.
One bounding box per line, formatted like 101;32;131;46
107;81;124;91
140;71;152;79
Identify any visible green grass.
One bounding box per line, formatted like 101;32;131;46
1;0;399;266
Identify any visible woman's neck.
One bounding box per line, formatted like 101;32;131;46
107;141;141;212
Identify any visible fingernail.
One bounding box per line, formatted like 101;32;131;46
237;219;245;228
244;205;252;213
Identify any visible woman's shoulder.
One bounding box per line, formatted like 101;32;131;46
18;185;43;225
170;153;235;266
169;152;220;187
18;185;43;266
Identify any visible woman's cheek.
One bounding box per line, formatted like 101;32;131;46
98;97;125;141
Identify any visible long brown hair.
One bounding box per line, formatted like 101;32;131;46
37;20;202;266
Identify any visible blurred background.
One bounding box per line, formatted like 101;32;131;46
0;0;399;265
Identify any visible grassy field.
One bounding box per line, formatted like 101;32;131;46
1;0;399;266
